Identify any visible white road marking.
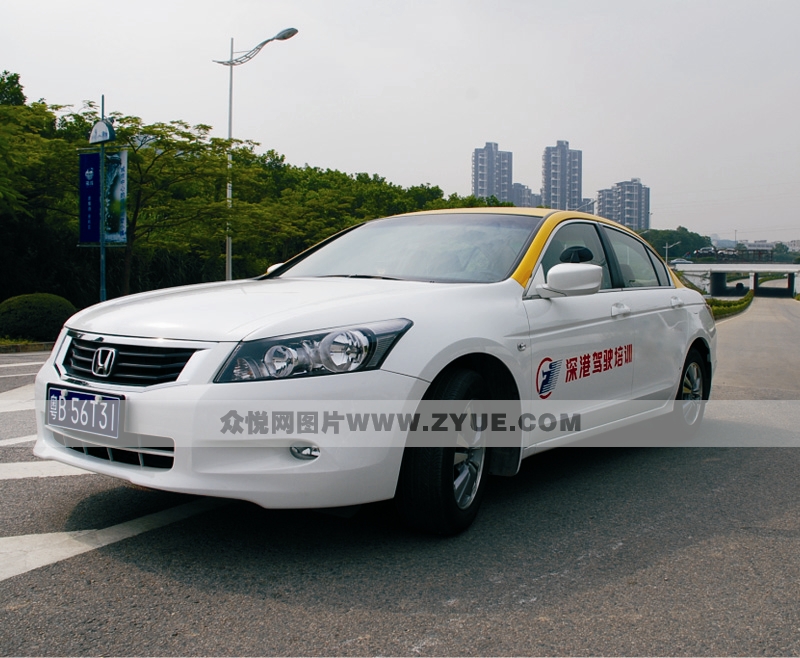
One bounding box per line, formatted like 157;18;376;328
0;362;45;368
0;435;37;447
0;384;36;413
0;373;39;379
0;498;227;582
0;460;94;480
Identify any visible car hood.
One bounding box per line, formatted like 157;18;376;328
66;277;486;342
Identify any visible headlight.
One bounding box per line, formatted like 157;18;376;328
215;319;413;383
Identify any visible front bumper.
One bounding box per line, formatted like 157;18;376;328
33;343;428;508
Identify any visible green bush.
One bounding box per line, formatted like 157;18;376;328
708;290;754;319
0;293;77;341
709;296;749;308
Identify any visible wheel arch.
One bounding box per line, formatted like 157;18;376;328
422;353;523;477
688;337;712;390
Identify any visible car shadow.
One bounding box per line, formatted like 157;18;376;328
59;440;795;617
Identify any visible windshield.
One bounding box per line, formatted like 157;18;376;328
276;213;544;283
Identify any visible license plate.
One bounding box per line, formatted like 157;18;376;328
46;386;123;439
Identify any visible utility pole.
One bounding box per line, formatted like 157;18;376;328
88;95;116;301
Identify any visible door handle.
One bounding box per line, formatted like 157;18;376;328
670;296;685;308
611;302;631;317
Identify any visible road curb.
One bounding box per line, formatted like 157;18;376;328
0;342;54;354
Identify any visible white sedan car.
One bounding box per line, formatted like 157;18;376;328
34;208;716;534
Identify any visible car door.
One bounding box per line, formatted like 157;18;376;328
522;221;635;447
599;225;689;404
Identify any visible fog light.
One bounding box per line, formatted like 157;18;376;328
290;444;320;460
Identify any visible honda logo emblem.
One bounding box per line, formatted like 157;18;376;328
91;347;117;378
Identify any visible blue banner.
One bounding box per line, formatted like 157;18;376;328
79;152;101;243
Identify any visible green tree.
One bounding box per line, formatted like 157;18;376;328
56;107;232;295
1;74;530;304
0;100;91;305
0;71;26;106
637;226;711;259
423;193;512;210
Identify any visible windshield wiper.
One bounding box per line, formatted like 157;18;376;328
320;274;403;281
348;274;403;280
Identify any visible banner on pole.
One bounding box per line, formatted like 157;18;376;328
79;152;101;243
105;149;127;244
78;150;127;244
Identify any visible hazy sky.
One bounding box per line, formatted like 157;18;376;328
3;0;799;241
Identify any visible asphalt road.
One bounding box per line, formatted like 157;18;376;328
1;299;799;656
0;353;47;395
713;295;800;399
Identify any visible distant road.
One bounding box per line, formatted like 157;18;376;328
759;275;795;291
712;296;800;399
0;353;47;394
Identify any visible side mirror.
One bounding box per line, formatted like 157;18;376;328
536;263;603;299
266;263;285;275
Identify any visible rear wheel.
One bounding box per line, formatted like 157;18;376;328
671;348;709;436
395;369;490;535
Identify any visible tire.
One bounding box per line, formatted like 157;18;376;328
671;348;709;436
395;369;490;535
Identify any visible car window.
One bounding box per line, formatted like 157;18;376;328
539;222;612;289
647;249;672;286
602;227;660;288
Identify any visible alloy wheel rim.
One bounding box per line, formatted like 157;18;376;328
680;362;704;425
452;400;486;509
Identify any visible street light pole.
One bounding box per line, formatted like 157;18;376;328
88;95;117;302
225;37;234;282
214;27;298;281
99;96;108;301
664;241;680;262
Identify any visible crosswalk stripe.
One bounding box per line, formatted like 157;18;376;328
0;362;45;368
0;384;36;413
0;498;227;582
0;435;37;447
0;461;94;480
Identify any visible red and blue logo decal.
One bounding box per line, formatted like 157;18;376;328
536;357;562;399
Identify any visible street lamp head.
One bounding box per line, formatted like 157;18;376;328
275;27;298;40
214;28;299;66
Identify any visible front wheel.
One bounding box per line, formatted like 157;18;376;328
395;369;490;535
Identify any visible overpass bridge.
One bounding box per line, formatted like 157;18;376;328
671;263;800;297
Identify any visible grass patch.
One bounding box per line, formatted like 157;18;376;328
0;336;34;346
676;272;705;294
757;273;787;284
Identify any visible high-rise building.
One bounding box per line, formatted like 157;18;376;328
511;183;542;208
472;142;513;202
596;178;651;231
596;188;615;219
542;140;583;210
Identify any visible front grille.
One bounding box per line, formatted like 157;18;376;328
52;431;175;470
63;336;197;386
